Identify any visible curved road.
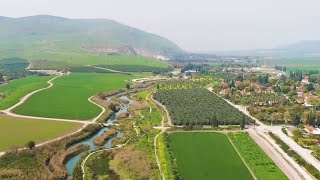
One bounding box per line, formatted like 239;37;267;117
0;73;110;157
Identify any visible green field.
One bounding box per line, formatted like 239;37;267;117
0;75;52;110
13;73;132;120
228;133;287;180
285;66;320;72
2;50;170;70
267;57;320;67
95;64;170;72
0;115;81;151
167;132;253;180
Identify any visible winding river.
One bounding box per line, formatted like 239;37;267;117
65;95;132;176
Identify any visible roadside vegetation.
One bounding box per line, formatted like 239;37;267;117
228;132;287;180
268;132;320;179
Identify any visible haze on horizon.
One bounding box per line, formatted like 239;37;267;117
1;0;320;52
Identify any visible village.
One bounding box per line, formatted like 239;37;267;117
205;65;320;161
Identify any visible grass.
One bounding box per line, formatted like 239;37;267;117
228;132;287;180
0;75;52;110
167;132;253;180
266;57;320;66
13;73;132;120
0;114;82;151
2;49;170;70
285;66;320;72
69;66;115;73
95;64;170;72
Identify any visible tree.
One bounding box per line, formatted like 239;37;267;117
240;115;246;130
307;111;315;126
0;73;4;83
292;115;301;126
298;71;303;82
280;85;290;94
156;84;160;90
26;141;35;150
125;83;130;90
305;83;315;92
212;113;219;127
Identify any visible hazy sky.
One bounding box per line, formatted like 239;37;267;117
1;0;320;52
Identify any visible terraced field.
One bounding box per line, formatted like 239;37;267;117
0;76;52;110
167;132;253;180
13;73;132;120
0;114;81;151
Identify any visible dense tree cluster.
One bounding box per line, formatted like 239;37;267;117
154;88;252;125
159;79;214;90
275;66;287;72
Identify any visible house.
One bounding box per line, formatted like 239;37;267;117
301;76;309;84
305;125;320;135
296;98;304;104
219;81;229;88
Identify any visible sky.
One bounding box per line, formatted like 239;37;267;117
1;0;320;52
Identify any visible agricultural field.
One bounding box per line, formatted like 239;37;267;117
0;58;29;72
0;58;35;80
228;133;287;180
94;64;170;72
0;114;82;151
166;132;253;180
13;73;132;120
158;78;216;90
1;49;170;70
285;66;320;72
266;57;320;67
154;88;251;125
69;66;115;73
0;75;52;110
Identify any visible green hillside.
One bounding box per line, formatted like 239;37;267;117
0;15;183;63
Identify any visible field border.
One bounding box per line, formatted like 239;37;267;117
227;134;258;180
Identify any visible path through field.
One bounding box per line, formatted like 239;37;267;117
88;65;125;73
0;73;111;157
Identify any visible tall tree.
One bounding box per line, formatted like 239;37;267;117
292;115;301;126
240;115;246;130
0;73;4;83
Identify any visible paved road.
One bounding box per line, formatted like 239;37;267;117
207;87;318;179
237;104;320;171
248;128;311;180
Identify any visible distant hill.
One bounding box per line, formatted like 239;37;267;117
0;15;183;58
214;40;320;57
273;41;320;56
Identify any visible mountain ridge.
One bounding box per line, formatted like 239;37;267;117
0;15;183;58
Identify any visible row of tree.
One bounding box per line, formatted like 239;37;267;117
154;88;252;126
